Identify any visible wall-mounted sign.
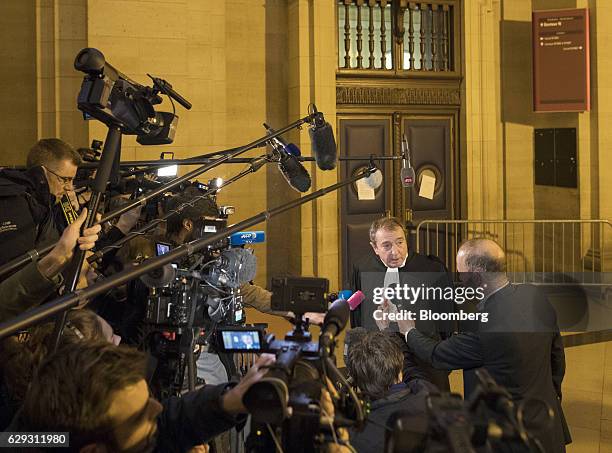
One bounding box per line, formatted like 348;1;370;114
533;8;590;112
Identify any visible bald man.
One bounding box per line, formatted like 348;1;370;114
400;239;571;452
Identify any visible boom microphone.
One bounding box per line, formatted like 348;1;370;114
264;123;311;193
264;123;301;156
308;110;337;170
209;248;258;288
347;290;365;311
319;298;350;354
278;152;311;192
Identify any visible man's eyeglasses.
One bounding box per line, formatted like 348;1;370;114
43;166;75;185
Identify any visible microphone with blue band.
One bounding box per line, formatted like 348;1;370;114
264;123;301;156
264;123;311;193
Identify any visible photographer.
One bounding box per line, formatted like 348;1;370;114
0;138;82;270
0;208;101;321
346;331;436;453
10;341;276;453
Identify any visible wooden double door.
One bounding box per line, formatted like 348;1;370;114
339;113;458;288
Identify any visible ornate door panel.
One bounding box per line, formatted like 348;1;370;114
398;115;455;266
339;118;391;288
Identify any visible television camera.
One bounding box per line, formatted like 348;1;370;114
215;277;366;453
385;369;552;453
74;47;189;145
133;193;266;397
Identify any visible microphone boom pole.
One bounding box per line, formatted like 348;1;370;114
87;157;268;265
81;154;405;169
0;165;378;339
0;113;318;279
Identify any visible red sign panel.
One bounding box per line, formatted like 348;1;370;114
533;9;590;112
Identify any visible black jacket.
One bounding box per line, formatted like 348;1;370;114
0;167;60;271
349;379;437;453
405;283;571;453
156;383;246;452
350;250;455;390
8;383;245;453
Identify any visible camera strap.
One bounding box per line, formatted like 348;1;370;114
59;193;78;224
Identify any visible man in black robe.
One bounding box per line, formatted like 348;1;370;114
350;216;455;391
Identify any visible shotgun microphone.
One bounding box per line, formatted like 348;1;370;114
308;107;337;170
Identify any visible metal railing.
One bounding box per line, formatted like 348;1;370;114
415;219;612;283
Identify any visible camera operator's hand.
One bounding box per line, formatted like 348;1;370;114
288;311;326;326
304;312;326;325
220;353;276;414
37;208;101;280
187;444;209;453
76;252;101;292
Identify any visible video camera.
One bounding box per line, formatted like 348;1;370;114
140;210;259;329
74;48;189;145
215;277;365;453
385;369;551;453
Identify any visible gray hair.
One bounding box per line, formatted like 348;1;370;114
369;216;406;243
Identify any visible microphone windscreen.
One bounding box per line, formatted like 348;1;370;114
218;248;258;288
286;143;301;157
140;263;176;288
363;169;383;189
309;122;337;170
347;290;365;311
323;298;350;333
278;153;311;192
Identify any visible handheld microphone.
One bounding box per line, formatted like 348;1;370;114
264;123;301;156
319;298;350;354
401;134;415;188
338;289;354;300
308;109;337;170
347;290;365;311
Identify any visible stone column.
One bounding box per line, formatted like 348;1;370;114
288;0;339;290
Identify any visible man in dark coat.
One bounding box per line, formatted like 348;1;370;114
350;216;455;390
0;138;82;270
346;331;437;453
401;238;571;453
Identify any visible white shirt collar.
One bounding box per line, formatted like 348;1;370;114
384;255;408;271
